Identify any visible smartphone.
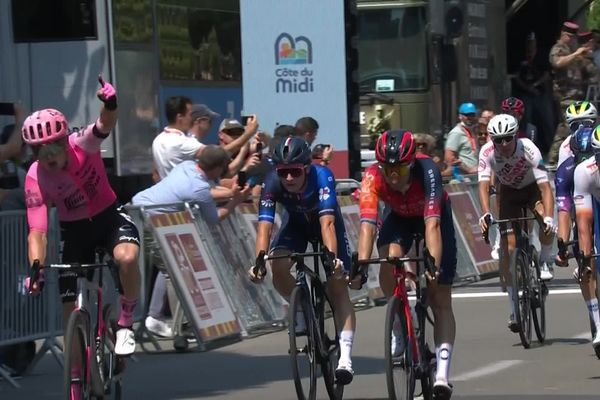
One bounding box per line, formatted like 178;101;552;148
0;102;15;116
237;171;247;187
241;115;251;126
255;141;264;159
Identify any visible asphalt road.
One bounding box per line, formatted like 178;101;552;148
2;267;600;400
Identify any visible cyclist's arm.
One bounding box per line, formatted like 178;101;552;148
256;221;273;256
538;181;554;219
425;217;442;269
320;214;337;255
97;101;118;135
28;230;47;266
477;143;493;214
555;158;575;241
574;163;595;255
358;168;379;259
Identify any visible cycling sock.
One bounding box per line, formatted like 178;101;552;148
586;299;600;333
493;226;501;248
435;343;452;382
539;244;553;264
507;287;517;317
118;296;138;328
338;330;354;367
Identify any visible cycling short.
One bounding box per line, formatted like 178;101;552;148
497;182;542;221
58;203;140;303
376;204;457;285
270;211;351;274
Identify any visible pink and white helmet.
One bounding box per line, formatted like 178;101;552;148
22;108;69;145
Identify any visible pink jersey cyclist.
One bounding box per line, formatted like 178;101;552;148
25;122;117;231
24;78;140;357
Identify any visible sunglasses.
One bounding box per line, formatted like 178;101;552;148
415;142;428;148
569;119;595;132
492;136;515;145
383;162;412;175
31;140;66;159
276;167;304;178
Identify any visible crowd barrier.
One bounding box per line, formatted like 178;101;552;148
1;176;523;388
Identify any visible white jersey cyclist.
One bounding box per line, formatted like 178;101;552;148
574;155;600;211
478;137;548;189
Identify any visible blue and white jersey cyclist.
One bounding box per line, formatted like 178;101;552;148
248;136;356;385
566;124;600;355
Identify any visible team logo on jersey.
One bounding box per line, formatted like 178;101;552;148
319;187;330;201
478;159;487;172
261;199;274;208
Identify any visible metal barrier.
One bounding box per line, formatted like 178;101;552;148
0;209;61;388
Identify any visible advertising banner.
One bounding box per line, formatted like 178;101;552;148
149;211;241;342
240;0;349;177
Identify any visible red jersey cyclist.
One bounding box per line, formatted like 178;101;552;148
24;78;141;356
355;130;457;399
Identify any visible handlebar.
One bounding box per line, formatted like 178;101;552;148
350;247;437;283
482;210;544;245
252;247;336;280
27;259;116;294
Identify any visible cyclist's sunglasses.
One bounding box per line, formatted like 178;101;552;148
276;166;304;178
31;140;67;159
569;119;595;132
492;135;515;145
383;162;412;175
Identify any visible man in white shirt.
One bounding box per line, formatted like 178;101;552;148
187;103;221;143
152;96;207;180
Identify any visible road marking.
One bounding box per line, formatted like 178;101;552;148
449;289;580;299
452;360;524;381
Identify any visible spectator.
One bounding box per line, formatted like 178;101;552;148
476;117;491;148
187;103;220;143
152;96;203;181
132;145;250;336
217;116;260;155
295;116;319;145
0;105;27;211
513;32;554;154
547;21;592;164
501;97;537;141
578;31;599;90
592;29;600;69
443;102;479;176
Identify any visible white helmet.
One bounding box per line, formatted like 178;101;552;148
592;125;600;151
565;101;597;124
487;114;519;137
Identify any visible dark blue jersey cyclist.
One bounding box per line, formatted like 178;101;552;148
248;136;356;385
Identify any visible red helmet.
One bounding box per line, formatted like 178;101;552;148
501;97;525;115
22;109;69;145
375;130;415;165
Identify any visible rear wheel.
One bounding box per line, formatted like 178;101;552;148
314;283;344;399
64;310;91;400
289;286;317;400
512;250;532;348
529;247;546;343
384;295;414;400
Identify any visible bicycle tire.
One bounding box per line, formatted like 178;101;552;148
418;306;436;400
512;250;532;348
385;295;415;400
528;246;546;343
289;286;317;400
64;310;91;400
313;282;344;400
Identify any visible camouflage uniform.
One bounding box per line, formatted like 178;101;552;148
547;42;589;164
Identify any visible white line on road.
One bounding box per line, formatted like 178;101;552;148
450;289;580;299
452;360;524;381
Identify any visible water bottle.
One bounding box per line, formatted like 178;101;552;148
452;165;463;183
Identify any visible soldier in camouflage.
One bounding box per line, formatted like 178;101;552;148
548;22;595;164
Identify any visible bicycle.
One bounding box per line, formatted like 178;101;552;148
29;249;126;399
351;234;437;400
557;237;600;357
483;208;547;348
253;241;344;400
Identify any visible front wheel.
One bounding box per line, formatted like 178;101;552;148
289;286;317;400
529;247;546;343
64;310;91;400
511;250;532;348
384;295;415;400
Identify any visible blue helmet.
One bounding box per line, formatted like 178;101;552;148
458;102;477;115
570;126;595;164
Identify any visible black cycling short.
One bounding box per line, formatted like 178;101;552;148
58;202;140;303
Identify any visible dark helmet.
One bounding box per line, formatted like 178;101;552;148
271;136;312;166
571;125;595;164
375;129;415;165
501;97;525;115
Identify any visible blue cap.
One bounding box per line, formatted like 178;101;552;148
458;102;477;115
